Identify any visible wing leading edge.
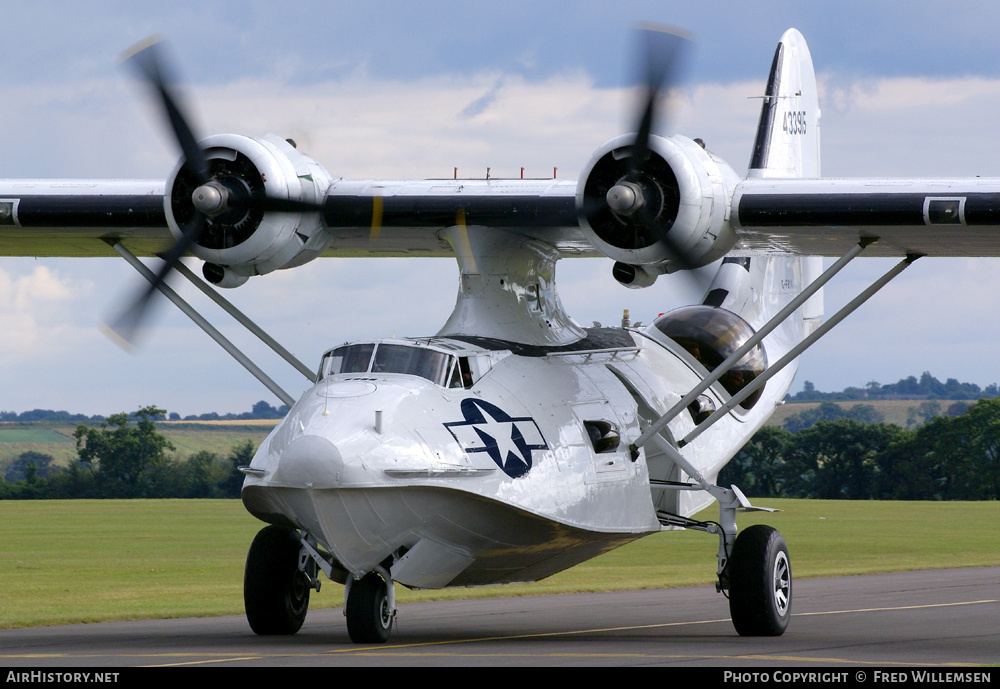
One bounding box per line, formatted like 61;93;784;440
0;177;592;259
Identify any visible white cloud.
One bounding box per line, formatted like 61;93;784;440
0;264;97;363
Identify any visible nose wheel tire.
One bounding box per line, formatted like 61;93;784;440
244;525;311;635
346;572;394;643
728;524;791;636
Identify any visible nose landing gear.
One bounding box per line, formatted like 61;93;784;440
345;568;396;643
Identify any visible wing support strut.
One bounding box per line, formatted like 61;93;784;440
678;251;921;448
107;241;300;408
632;237;879;453
631;246;922;594
169;260;317;383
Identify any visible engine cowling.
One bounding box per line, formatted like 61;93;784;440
164;133;333;285
576;134;740;283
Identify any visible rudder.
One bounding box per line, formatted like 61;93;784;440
747;28;820;180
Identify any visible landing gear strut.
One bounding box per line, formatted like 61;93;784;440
711;488;792;636
655;469;792;636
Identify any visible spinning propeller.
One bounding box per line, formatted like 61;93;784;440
582;24;713;284
108;26;703;346
107;39;326;346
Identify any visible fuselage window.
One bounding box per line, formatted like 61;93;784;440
651;305;767;410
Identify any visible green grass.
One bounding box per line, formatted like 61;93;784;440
0;428;74;443
0;422;276;469
0;499;996;629
767;399;968;428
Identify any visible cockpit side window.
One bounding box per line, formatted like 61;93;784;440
447;358;463;388
320;343;375;378
458;357;474;389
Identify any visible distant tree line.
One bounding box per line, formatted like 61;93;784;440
787;372;1000;403
0;400;289;425
0;406;255;500
3;383;999;501
0;409;108;424
719;398;1000;500
167;400;290;422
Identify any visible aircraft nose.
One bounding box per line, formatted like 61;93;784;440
271;434;344;489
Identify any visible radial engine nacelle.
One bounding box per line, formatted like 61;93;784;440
576;134;740;286
164;133;333;287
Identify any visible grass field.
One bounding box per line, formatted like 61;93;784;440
766;399;967;428
0;422;277;468
0;498;996;630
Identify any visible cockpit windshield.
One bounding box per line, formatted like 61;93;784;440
319;342;463;388
371;344;452;383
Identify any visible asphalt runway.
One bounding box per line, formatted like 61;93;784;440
1;567;996;668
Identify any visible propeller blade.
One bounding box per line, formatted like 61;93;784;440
368;192;384;243
627;24;692;182
111;38;330;349
124;38;211;185
630;24;706;283
106;215;207;346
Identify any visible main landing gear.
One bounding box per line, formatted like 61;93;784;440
727;524;791;636
244;525;397;643
243;525;316;635
658;483;792;636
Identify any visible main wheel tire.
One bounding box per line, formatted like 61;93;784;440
346;572;393;643
244;525;311;635
728;524;791;636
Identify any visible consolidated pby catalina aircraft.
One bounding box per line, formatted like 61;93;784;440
2;25;999;644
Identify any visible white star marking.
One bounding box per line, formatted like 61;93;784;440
473;415;527;469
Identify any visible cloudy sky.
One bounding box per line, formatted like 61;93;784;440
1;0;999;417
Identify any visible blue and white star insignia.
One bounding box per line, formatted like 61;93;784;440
443;398;547;478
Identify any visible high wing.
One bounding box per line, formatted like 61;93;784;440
0;180;167;257
6;175;1000;260
0;177;585;258
3;27;1000;283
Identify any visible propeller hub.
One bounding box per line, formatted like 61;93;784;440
192;182;228;216
606;182;644;215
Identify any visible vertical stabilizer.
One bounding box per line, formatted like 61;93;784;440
743;29;824;332
747;28;820;180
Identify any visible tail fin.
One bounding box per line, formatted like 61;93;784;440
741;29;824;333
747;28;820;180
